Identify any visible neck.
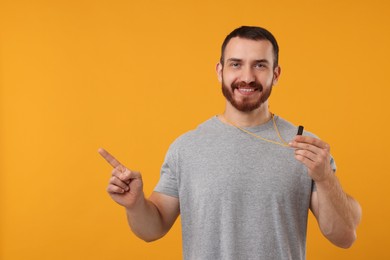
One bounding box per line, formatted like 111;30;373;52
220;101;272;127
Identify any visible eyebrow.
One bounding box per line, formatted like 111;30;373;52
226;58;270;64
226;58;242;63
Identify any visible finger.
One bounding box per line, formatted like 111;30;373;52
294;149;316;162
120;168;142;181
109;176;130;191
112;168;140;182
98;148;122;168
290;141;323;155
107;184;126;194
111;168;131;185
295;149;331;173
292;136;329;150
294;153;315;169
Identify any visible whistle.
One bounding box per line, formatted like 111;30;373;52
297;125;304;135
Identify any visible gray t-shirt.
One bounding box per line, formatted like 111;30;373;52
154;115;336;260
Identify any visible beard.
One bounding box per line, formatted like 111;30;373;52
221;78;273;112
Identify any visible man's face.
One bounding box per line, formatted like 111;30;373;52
217;37;281;112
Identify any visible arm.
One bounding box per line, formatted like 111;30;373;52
289;136;362;248
98;148;180;242
125;192;180;242
310;175;362;248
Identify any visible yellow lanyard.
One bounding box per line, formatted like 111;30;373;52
223;113;289;147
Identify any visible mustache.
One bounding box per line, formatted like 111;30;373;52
231;81;263;91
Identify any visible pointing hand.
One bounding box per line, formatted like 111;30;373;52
98;148;144;209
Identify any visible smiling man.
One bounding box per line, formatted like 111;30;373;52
220;36;277;114
99;26;361;260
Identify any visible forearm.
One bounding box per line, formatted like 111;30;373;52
314;174;362;248
125;195;167;242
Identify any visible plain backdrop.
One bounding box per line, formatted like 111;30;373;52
1;0;389;259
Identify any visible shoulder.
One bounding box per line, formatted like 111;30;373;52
275;115;318;142
276;115;337;170
168;116;222;151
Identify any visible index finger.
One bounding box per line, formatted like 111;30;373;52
292;135;328;150
98;148;122;168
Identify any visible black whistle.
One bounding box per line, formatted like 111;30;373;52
297;125;304;135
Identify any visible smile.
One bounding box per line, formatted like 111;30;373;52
239;88;256;92
235;87;260;96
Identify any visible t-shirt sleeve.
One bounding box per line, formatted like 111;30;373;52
154;146;179;198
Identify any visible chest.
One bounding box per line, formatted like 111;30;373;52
177;138;312;205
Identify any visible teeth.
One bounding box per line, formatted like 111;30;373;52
240;88;255;92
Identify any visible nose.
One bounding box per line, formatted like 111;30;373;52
240;66;255;84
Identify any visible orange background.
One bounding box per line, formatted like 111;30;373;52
1;0;389;259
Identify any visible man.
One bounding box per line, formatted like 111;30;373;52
99;26;361;260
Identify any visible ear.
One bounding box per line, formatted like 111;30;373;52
272;66;281;85
216;62;223;83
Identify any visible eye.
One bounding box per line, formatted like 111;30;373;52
229;62;241;68
254;63;266;69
